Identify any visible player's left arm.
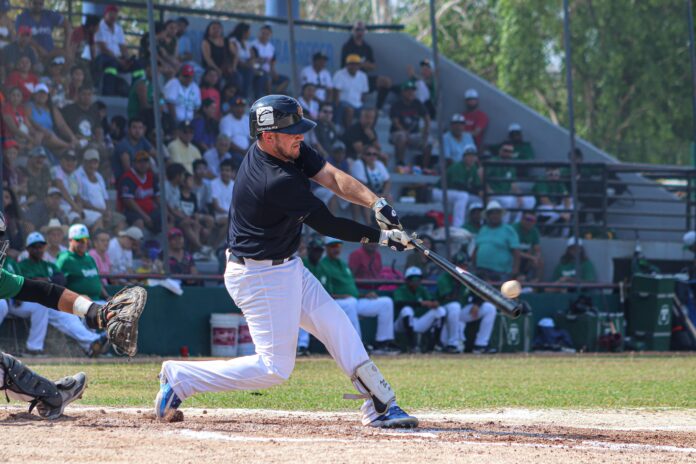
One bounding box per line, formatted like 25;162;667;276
312;162;402;230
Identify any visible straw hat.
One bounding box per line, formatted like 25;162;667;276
40;218;69;236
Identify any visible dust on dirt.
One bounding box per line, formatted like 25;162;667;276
0;406;694;463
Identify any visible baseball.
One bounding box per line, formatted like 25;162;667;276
501;280;522;299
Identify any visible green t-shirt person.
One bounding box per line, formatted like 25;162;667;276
512;222;540;254
552;260;597;282
445;162;482;193
436;272;472;305
56;250;103;301
393;283;433;317
532;180;568;205
486;156;516;194
317;256;358;298
475;224;520;274
0;268;25;300
302;257;328;288
18;258;60;280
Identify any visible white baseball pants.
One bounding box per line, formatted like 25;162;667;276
432;189;473;228
439;301;496;348
490;195;536;223
6;301;50;352
395;305;446;334
297;296;361;349
162;256;391;423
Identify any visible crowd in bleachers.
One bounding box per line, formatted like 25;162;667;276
0;2;602;354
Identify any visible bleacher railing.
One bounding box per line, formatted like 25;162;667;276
481;160;696;235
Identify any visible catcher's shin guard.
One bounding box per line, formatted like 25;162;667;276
345;360;396;415
1;352;61;414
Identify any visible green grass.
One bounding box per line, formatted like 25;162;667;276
26;355;696;411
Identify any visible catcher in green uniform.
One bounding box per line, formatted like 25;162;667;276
0;214;147;419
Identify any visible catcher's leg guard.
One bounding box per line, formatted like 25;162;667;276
0;352;61;413
347;360;395;415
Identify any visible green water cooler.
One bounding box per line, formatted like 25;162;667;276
627;274;674;351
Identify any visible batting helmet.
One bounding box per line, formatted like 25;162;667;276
249;95;316;137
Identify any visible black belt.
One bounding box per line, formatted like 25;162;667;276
231;253;292;266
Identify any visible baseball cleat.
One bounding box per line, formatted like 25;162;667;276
369;405;419;428
155;374;182;421
36;372;88;420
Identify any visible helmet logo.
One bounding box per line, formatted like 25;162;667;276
297;105;303;117
256;106;275;127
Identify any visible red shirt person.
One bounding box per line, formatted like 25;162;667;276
118;150;161;233
462;88;489;148
348;242;383;279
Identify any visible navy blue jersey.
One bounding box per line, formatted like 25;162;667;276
227;142;326;259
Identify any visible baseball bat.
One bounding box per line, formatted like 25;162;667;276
411;240;523;318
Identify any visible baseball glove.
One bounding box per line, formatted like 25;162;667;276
88;286;147;357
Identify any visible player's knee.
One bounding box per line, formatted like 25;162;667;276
444;302;461;316
481;302;496;318
399;306;415;319
263;354;295;382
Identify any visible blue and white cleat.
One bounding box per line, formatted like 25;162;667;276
154;375;182;421
370;405;419;428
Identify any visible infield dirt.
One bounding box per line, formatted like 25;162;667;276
1;406;694;463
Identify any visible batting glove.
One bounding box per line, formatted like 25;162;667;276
372;197;403;230
379;229;414;252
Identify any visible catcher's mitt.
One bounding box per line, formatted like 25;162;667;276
88;286;147;357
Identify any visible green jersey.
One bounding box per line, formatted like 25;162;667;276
512;222;540;253
512;141;535;160
317;257;358;298
464;223;481;234
486;156;516;193
532;180;568;205
56;250;102;300
436;272;473;305
18;258;60;280
4;257;21;275
0;268;24;300
302;257;328;288
445;162;481;193
552;260;597;282
393;284;433;316
475;224;520;274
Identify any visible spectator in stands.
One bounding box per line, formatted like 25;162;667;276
2;140;25;196
40;218;68;263
173;17;201;78
180;171;216;249
2;87;32;148
118;150;161;233
534;166;571;234
436;251;497;354
462;88;488;147
46;55;69;108
340;21;392;110
298;83;320;120
156;19;181;81
550;237;597;291
164;64;201;124
57;223;110;302
192;159;213;213
95;5;136;93
69;14;99;62
312;141;351;215
333;54;369;128
52;150;103;228
21;146;51;207
168;121;202;174
390;81;432;165
431;144;480;228
191;98;219;152
61;85;100;146
199;68;222;119
2;187;24;256
296;236;326;355
26;83;78;153
250;24;289;98
165;163;209;256
344;106;380;160
443;114;476;164
24;187;70;233
505;123;535;160
319;237;399;354
301;51;333;105
201;20;235;82
349;242;383;280
88;229;111;286
513;211;543;283
2;25;37;70
313;103;340;158
463;202;484;234
219;96;250;156
6;53;39;101
0;0;15;52
403;235;440;280
393;266;446;353
66;65;87;103
407;59;436;118
487;143;535;223
15;0;70;61
108;226;142;276
203;134;232;177
112;117;153;183
167;227;199;285
79;148;120;230
350;146;391;224
210;159;235;226
227;22;253;98
472;201;520;282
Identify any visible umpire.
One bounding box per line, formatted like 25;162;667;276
158;95;418;428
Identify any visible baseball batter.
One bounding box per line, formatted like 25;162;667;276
157;95;418;428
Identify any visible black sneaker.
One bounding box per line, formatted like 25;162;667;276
472;345;497;354
444;345;462;354
371;341;401;355
296;346;310;357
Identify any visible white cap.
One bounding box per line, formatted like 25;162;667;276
119;226;144;241
684;231;696;247
508;123;522;132
538;317;555;328
464;88;479;99
33;83;49;94
404;266;423;279
324;237;343;245
68;223;90;240
567;236;583;247
26;231;46;247
83;148;100;161
450;113;466;123
468;202;483;211
463;144;477;154
485;200;503;212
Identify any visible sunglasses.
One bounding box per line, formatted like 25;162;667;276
72;238;89;243
366;151;379;156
